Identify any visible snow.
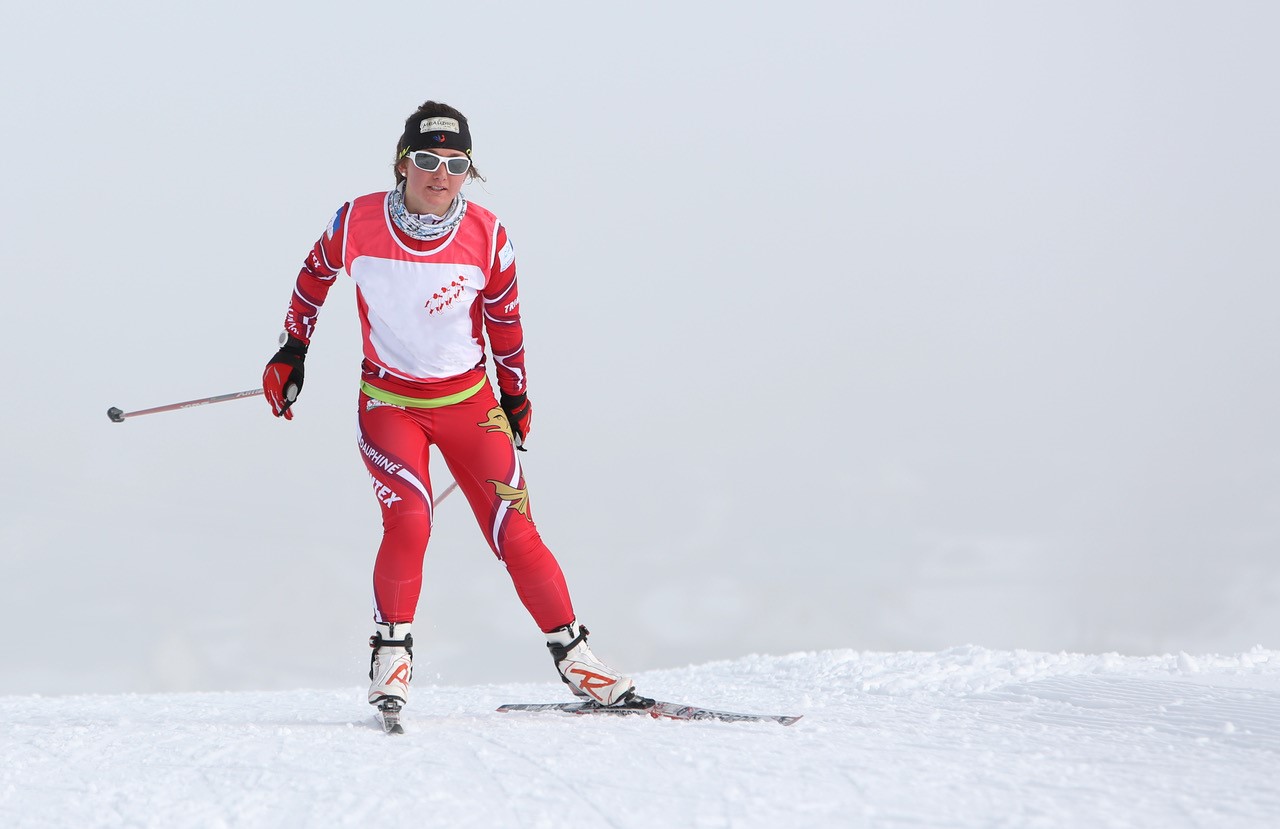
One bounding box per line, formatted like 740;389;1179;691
5;648;1278;828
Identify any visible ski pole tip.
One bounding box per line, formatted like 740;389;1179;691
107;406;125;423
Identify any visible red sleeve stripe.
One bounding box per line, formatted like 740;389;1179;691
316;238;339;273
493;353;526;392
293;286;322;310
490;223;501;271
483;280;516;304
484;309;519;325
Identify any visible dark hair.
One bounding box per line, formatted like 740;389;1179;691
394;100;485;184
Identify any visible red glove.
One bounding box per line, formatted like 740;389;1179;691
501;392;531;450
263;335;307;420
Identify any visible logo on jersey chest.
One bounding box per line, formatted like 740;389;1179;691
425;275;470;315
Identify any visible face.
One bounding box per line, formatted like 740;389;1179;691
398;148;469;216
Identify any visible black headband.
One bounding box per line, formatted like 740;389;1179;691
400;114;473;157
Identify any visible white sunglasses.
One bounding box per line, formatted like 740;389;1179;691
404;150;472;176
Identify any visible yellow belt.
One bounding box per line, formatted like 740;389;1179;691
360;376;487;408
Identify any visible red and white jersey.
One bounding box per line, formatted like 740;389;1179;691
283;192;527;398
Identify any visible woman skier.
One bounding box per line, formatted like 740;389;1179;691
262;100;636;727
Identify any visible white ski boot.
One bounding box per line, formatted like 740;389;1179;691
369;622;414;708
546;622;636;706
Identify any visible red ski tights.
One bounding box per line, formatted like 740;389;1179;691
355;383;574;632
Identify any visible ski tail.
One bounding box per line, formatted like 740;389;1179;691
376;697;405;734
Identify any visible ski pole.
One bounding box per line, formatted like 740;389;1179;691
433;480;459;508
107;388;264;423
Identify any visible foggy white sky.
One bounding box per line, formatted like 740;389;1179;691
1;2;1277;695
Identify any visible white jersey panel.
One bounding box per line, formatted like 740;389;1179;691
350;255;488;379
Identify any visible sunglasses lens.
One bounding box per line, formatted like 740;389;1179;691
411;152;443;172
446;157;471;175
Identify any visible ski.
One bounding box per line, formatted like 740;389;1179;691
496;697;802;727
376;698;405;734
645;701;802;726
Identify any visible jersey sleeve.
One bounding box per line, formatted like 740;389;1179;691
282;203;349;345
482;224;527;396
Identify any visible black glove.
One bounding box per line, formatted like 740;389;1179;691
263;335;308;419
501;392;532;451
